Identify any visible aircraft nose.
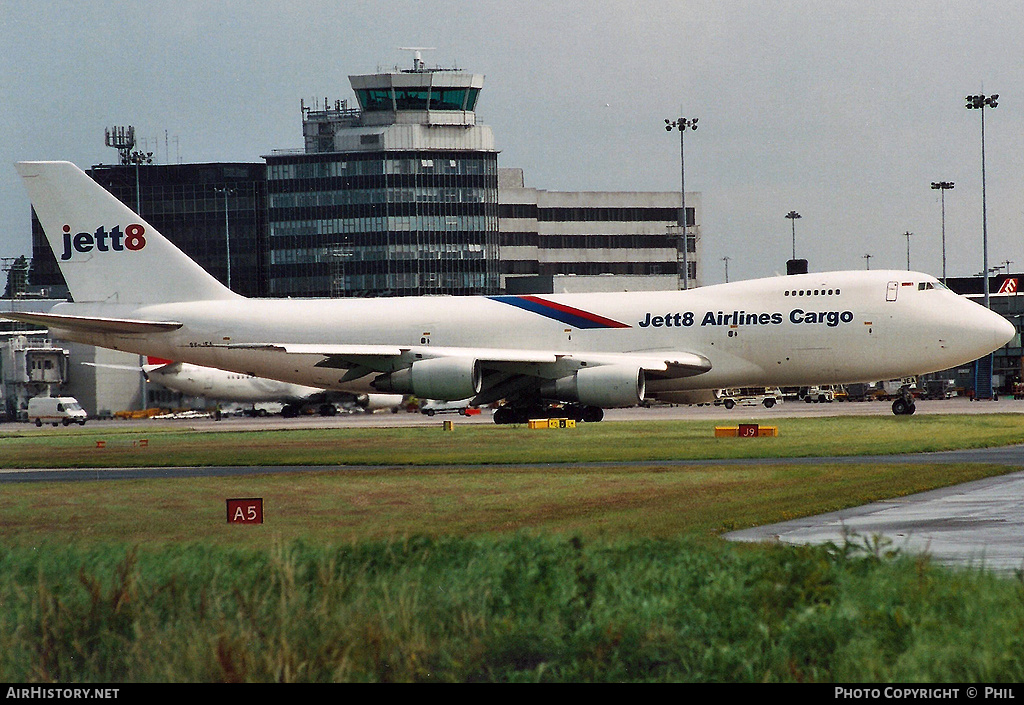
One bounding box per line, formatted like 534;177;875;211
972;307;1016;353
943;299;1015;363
992;311;1017;347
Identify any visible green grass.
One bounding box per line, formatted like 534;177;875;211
0;462;1013;548
1;537;1022;682
2;414;1023;682
1;413;1023;468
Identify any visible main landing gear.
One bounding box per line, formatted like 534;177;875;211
493;403;605;425
891;386;917;416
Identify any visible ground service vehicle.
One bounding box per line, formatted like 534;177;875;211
715;387;783;409
27;396;87;426
802;385;837;403
420;399;477;416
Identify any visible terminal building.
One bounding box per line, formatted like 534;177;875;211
498;167;698;293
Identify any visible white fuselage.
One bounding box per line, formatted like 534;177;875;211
146;364;325;403
145;362;403;410
44;270;1013;401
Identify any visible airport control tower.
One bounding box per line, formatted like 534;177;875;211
265;51;500;298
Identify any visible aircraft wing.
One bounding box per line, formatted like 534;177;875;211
222;342;709;373
217;342;712;386
1;311;183;335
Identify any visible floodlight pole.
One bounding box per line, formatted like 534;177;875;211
785;211;801;260
966;93;998;310
215;187;236;291
931;181;954;285
665;116;698;289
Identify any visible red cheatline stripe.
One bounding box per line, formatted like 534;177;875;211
519;296;631;328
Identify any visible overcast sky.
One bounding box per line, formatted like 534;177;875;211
2;0;1021;285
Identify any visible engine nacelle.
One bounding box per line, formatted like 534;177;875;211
371;357;481;401
540;365;645;408
355;393;405;411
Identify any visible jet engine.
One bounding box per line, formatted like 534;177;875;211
371;357;482;400
540;365;645;408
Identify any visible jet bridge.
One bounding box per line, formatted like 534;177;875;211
1;333;70;420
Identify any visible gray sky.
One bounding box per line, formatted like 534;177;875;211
2;0;1021;285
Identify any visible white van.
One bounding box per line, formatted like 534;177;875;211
27;396;88;427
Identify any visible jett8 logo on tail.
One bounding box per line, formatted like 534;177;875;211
60;224;146;260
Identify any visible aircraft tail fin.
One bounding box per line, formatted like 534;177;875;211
16;161;240;305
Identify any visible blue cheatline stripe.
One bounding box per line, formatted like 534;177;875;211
489;296;631;329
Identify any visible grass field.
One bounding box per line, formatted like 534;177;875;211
0;413;1022;546
1;414;1023;682
2;412;1023;468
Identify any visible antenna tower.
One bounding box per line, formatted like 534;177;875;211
105;126;136;165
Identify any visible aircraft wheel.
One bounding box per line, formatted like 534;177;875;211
493;406;516;424
892;399;910;415
582;406;604;423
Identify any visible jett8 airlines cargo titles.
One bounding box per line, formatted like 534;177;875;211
639;309;854;328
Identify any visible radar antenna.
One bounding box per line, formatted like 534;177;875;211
398;46;436;71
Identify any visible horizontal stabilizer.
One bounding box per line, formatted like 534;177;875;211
0;310;182;335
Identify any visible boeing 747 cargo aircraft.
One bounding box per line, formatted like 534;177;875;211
6;161;1014;422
